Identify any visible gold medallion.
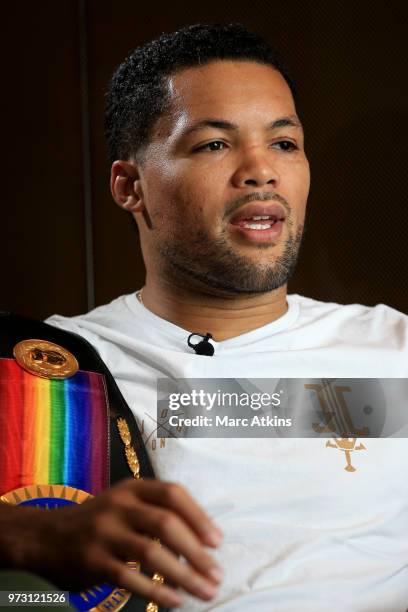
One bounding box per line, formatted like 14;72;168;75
13;339;79;379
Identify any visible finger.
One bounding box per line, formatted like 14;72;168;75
111;530;220;601
123;501;224;583
133;480;223;547
104;556;184;609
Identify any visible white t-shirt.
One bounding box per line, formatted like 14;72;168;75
47;293;408;612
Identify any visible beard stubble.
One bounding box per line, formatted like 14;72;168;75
157;222;305;295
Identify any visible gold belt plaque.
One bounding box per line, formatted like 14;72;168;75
13;339;79;379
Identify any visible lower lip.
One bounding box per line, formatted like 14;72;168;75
228;220;284;243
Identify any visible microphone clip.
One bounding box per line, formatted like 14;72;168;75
187;332;215;356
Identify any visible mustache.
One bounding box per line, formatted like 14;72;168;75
223;192;291;220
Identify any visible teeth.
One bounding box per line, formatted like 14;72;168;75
242;223;273;230
251;215;271;220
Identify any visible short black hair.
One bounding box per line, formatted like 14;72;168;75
105;23;298;165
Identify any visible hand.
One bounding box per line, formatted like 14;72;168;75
0;478;224;608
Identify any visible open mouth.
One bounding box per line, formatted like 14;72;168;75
228;203;286;242
232;214;283;230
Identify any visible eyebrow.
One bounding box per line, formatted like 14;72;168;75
182;115;303;136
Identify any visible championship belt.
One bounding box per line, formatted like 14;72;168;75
0;313;168;612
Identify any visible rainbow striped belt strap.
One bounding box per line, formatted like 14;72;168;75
0;358;109;497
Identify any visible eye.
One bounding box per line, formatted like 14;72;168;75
195;140;227;152
272;140;298;152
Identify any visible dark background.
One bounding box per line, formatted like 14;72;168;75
2;1;407;320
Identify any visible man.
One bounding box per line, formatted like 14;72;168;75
3;22;408;611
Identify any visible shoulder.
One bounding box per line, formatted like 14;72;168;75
289;293;408;348
45;293;136;348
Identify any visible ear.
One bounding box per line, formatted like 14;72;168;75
110;160;145;213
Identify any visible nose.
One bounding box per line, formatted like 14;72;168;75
231;147;279;188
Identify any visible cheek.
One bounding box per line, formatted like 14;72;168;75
156;172;214;224
287;164;310;212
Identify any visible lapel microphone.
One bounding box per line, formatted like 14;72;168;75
187;332;215;356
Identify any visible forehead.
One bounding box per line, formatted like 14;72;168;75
162;60;297;133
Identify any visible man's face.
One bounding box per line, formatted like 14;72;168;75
133;60;310;296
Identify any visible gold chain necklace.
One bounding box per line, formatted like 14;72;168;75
117;417;163;612
136;288;144;305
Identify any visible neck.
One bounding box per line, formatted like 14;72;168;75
139;279;289;341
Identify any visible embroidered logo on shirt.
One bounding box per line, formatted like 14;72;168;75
306;382;369;437
304;381;369;472
140;415;167;452
326;437;366;472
